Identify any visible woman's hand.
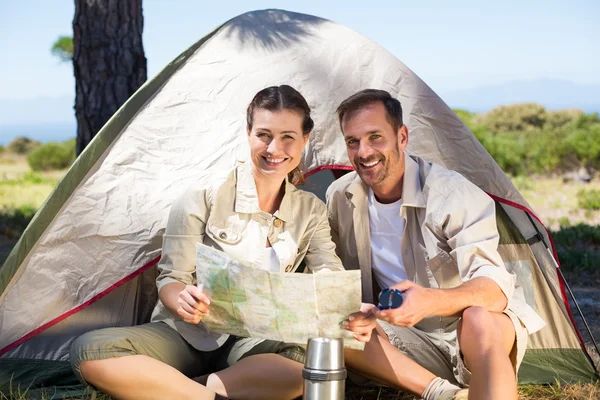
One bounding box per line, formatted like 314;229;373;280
343;303;378;343
177;285;211;324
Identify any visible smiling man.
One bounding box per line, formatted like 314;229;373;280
327;90;545;400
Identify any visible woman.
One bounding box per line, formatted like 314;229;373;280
70;85;376;400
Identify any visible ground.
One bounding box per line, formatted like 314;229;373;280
0;157;599;399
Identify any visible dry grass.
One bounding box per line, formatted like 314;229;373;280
0;156;65;209
2;382;600;400
512;175;600;231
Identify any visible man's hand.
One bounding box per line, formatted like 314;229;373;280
177;285;211;324
376;280;436;327
343;303;378;342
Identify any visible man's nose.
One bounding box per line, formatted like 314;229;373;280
357;141;373;159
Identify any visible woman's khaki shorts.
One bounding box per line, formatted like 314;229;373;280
70;321;305;385
379;309;528;387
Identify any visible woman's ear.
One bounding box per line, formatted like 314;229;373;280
246;125;251;137
302;133;311;146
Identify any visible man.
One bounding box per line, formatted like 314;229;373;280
328;90;545;400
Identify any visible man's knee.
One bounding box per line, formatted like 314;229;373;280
459;306;498;347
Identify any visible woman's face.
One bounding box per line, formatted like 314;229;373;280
247;108;309;181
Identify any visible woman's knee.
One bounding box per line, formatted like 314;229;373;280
70;328;136;384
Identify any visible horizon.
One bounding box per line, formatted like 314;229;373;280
1;1;598;144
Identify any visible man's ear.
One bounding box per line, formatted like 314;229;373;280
398;125;409;148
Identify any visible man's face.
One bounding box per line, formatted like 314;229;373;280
341;102;408;190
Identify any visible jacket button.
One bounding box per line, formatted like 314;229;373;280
273;219;282;228
285;265;293;272
219;232;227;240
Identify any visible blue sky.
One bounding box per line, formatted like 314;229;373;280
0;0;598;139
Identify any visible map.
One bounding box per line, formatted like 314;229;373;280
195;243;365;350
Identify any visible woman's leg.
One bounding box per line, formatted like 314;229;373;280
204;337;305;400
71;322;217;400
81;354;217;400
209;354;303;400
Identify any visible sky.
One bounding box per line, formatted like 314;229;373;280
0;0;598;141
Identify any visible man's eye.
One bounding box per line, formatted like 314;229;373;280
371;134;381;140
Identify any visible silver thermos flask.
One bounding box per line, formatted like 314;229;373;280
302;337;346;400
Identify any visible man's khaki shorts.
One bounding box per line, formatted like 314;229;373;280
70;321;305;385
379;310;528;387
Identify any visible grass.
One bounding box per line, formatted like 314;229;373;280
2;382;600;400
0;156;64;210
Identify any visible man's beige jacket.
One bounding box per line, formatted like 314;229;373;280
326;153;545;335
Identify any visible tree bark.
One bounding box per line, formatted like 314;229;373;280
73;0;147;154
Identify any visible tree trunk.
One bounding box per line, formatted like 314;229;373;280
72;0;147;155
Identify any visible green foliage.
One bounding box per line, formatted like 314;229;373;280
455;104;600;175
576;189;600;210
51;35;74;62
0;205;36;239
0;145;4;153
6;137;40;155
27;139;75;171
552;224;600;283
558;216;572;228
476;103;547;133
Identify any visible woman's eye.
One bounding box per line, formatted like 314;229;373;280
283;135;294;140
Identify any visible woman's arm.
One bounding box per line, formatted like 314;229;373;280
157;185;212;323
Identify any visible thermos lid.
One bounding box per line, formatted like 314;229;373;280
305;337;345;371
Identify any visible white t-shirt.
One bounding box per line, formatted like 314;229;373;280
264;246;281;272
368;188;407;290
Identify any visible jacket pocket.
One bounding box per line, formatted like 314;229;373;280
205;222;242;245
426;250;462;289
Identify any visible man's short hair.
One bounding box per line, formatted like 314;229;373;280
336;89;403;133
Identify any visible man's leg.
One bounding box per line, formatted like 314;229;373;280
457;306;518;400
71;322;217;400
344;323;462;399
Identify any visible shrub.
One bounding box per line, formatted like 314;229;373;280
27;139;76;171
577;189;600;211
6;137;40;155
0;205;36;239
544;109;585;130
552;224;600;285
476;103;547;133
0;145;4;153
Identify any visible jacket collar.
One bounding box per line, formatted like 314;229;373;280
345;152;425;209
234;162;295;222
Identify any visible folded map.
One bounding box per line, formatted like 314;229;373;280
195;243;365;350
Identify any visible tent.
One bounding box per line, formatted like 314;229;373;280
1;9;597;397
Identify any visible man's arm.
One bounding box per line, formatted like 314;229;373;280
378;177;514;327
376;277;507;327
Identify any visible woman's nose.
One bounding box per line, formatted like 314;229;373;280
267;138;281;153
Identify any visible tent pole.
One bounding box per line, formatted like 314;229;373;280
524;212;600;377
556;265;600;376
